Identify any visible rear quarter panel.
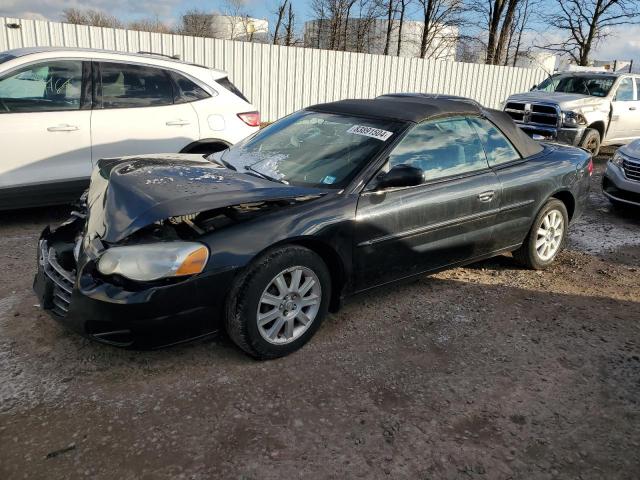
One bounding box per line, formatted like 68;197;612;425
493;144;591;247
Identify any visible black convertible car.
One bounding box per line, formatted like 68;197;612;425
34;97;592;358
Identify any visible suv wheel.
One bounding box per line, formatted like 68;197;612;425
225;246;331;359
579;128;601;157
513;199;568;270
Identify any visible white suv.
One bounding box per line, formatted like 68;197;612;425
0;47;260;209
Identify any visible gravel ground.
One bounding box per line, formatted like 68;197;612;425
0;150;639;479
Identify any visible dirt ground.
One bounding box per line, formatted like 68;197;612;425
1;149;639;479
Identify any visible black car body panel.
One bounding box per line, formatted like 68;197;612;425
34;99;592;348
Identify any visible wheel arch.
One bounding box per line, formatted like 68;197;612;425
264;237;347;313
550;190;576;221
587;121;606;141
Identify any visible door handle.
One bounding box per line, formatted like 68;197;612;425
477;190;495;202
629;106;637;111
47;124;79;132
166;119;191;126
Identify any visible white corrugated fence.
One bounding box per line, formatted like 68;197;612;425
0;17;546;122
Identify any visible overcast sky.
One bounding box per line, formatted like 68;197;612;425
2;0;638;65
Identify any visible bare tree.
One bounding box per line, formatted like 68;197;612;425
396;0;410;56
503;0;538;66
129;16;173;34
222;0;250;40
272;1;288;44
284;2;296;46
62;8;122;28
417;0;464;59
542;0;640;65
482;0;524;64
383;0;396;55
492;0;519;63
181;9;214;37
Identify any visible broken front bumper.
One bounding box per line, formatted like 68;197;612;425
33;224;235;348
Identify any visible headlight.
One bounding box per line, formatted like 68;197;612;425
562;111;587;127
97;242;209;281
611;151;625;166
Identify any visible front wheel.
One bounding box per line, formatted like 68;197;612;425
225;246;331;359
579;128;601;157
513;199;568;270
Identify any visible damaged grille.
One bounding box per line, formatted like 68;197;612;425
39;241;76;317
623;157;640;182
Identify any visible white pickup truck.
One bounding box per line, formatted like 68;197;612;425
503;72;640;156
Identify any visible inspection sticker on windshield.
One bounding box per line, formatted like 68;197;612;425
347;125;393;141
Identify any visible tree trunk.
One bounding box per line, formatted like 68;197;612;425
580;0;603;66
272;1;287;45
486;0;506;64
285;3;294;46
419;0;434;58
396;0;406;57
493;0;519;65
383;1;394;55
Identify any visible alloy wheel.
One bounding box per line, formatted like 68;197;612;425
256;266;321;345
535;209;564;261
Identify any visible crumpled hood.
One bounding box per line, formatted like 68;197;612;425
507;91;605;110
86;154;327;243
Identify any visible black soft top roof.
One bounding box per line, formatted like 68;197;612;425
308;98;480;123
307;97;543;158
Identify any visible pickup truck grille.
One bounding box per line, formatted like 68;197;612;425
623;157;640;182
504;102;561;128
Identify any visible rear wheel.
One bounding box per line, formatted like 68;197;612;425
513;199;568;270
225;246;331;359
579;128;601;157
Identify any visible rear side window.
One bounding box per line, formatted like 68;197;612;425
169;71;210;104
216;76;249;102
0;60;83;113
388;117;488;182
469;117;521;167
100;62;174;108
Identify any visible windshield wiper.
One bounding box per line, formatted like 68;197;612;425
244;165;288;185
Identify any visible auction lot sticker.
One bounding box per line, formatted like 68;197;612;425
347;125;393;141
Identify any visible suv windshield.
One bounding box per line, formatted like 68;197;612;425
535;75;616;97
218;111;402;188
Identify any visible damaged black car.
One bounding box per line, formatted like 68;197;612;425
34;97;592;359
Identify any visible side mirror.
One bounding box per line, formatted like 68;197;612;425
376;164;424;190
530;84;537;91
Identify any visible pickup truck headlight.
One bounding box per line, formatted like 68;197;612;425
97;242;209;282
562;111;587;127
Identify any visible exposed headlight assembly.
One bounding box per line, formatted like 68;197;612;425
97;242;209;282
562;111;587;127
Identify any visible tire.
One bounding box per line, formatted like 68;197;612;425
224;245;331;360
579;128;601;157
513;199;569;270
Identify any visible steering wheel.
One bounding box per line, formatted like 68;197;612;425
0;98;9;113
290;126;323;147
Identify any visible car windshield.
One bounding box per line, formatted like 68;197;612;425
535;75;616;97
218;110;402;188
